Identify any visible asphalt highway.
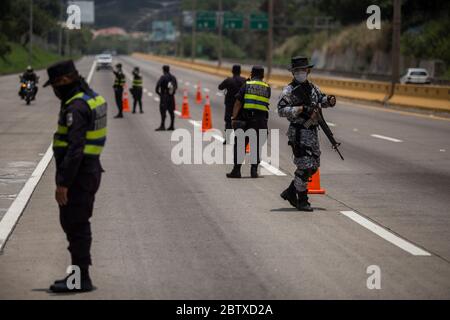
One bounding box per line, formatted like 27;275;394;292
0;55;449;299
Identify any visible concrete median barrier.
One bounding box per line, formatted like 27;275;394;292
133;53;450;112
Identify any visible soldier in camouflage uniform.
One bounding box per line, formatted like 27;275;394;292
278;56;336;211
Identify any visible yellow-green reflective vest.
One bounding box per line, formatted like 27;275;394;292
53;92;107;156
243;80;270;112
132;76;143;88
114;73;126;87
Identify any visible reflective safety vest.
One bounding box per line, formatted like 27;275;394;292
243;80;270;112
114;73;126;87
132;76;143;88
53;92;107;156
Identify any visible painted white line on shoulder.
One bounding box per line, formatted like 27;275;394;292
260;161;287;176
371;134;403;143
188;120;201;127
147;92;153;97
340;211;431;256
0;145;54;251
154;97;160;102
143;88;148;93
439;149;446;152
326;122;336;127
0;59;98;252
174;110;182;116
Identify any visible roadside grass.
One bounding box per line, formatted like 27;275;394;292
0;42;78;75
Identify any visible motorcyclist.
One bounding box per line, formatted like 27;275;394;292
19;66;39;99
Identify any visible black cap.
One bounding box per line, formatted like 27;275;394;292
43;60;79;87
289;56;314;71
251;65;264;78
232;65;241;75
163;65;170;73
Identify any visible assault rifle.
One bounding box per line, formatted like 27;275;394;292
291;84;344;160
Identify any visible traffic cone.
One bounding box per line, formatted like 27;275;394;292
201;95;212;132
181;89;190;119
123;84;130;112
307;169;326;194
196;81;203;104
246;143;250;154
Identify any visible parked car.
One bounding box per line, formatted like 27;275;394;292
96;54;113;70
400;68;431;84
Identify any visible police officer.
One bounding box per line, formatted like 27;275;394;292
19;65;39;99
278;56;336;211
131;67;143;114
155;65;177;131
227;66;270;179
113;63;126;118
218;65;246;144
44;60;107;292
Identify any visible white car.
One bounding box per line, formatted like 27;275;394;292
400;68;431;84
96;54;113;70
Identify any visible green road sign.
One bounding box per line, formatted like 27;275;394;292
250;13;268;30
196;11;217;30
223;12;244;30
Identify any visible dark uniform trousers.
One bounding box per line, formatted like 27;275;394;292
114;88;123;115
233;110;268;165
132;89;143;113
59;171;102;268
160;94;175;127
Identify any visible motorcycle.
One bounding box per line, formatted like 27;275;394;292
19;77;37;105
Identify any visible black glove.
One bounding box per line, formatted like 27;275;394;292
327;95;336;107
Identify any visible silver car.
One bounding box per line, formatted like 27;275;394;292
400;68;431;84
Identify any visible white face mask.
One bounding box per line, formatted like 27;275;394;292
293;70;308;83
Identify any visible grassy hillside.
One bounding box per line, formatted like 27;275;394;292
0;42;65;75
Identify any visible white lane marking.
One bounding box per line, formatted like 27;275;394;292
203;88;210;93
216;92;224;97
185;82;191;86
371;134;403;143
87;60;97;83
143;88;148;93
326;122;336;127
0;58;99;252
260;161;287;176
0;145;54;251
154;97;160;102
147;92;153;97
439;149;446;152
340;211;431;256
188;120;201;127
353;128;359;132
174;110;182;116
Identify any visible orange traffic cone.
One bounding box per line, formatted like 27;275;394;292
196;81;203;104
181;89;191;119
123;84;130;112
245;143;250;154
307;169;326;194
201;95;212;132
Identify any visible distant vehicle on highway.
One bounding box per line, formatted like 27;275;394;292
400;68;431;84
96;54;113;70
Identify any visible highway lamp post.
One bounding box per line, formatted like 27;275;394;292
266;0;274;79
29;0;33;66
389;0;402;100
217;0;223;68
191;0;197;62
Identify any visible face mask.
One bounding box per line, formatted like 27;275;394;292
293;71;308;83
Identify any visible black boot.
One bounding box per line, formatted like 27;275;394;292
114;113;123;119
297;191;313;212
226;165;241;178
49;267;94;293
280;181;297;208
250;164;259;178
155;125;165;131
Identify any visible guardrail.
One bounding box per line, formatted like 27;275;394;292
133;53;450;112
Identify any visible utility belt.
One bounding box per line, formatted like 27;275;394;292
232;109;268;130
289;122;318;158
